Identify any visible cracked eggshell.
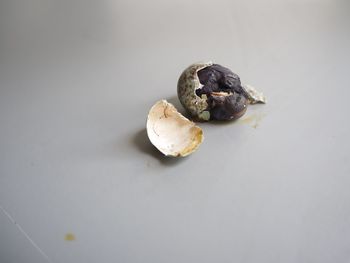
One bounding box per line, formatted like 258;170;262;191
241;84;267;104
177;61;213;121
146;100;203;157
178;62;266;121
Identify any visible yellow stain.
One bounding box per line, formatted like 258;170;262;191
240;113;266;129
65;233;76;241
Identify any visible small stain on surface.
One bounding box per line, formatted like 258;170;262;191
65;233;76;241
239;113;266;128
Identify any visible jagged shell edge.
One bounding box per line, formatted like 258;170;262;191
177;61;213;121
146;100;204;157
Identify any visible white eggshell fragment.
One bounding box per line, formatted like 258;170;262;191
241;84;267;104
147;100;203;157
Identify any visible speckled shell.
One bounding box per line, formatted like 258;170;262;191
177;62;213;121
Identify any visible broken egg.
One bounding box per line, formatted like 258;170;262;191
146;100;203;157
177;62;266;121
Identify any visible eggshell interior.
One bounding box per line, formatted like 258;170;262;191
147;100;203;157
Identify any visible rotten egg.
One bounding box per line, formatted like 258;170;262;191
177;62;266;121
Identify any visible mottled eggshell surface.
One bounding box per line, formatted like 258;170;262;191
177;62;266;121
146;100;203;157
177;62;213;121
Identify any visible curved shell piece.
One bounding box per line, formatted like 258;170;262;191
177;61;213;121
242;84;267;104
146;100;203;157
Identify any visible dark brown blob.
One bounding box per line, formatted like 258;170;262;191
197;64;248;120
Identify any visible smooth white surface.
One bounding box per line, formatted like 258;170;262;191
1;0;350;262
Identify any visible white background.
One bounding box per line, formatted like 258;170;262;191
1;0;350;262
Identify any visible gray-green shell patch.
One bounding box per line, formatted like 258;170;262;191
177;62;213;121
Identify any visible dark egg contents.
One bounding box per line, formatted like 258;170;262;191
196;64;248;120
